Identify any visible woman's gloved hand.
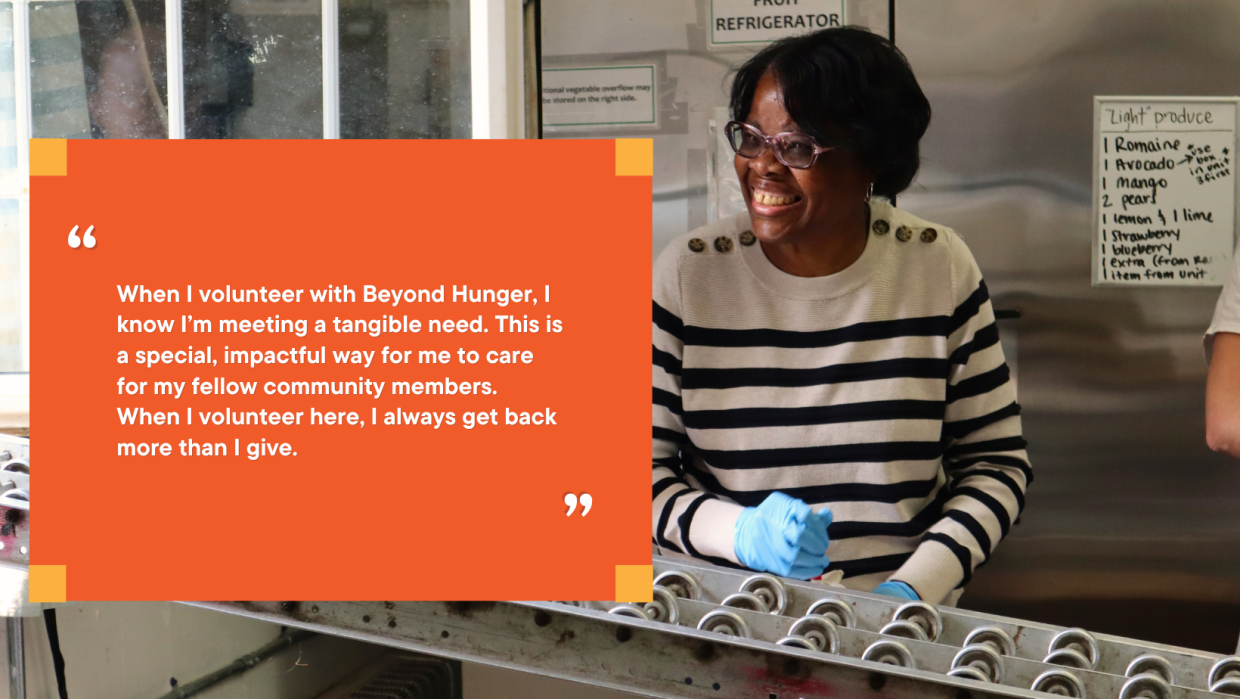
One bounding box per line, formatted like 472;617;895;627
733;492;831;579
872;581;920;600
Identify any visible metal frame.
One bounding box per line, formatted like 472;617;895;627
165;0;186;139
470;0;524;138
5;0;510;142
470;0;492;137
183;554;1240;699
321;0;340;139
188;599;1023;699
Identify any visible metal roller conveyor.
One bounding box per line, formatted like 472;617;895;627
649;557;1240;693
0;433;31;618
590;597;1221;699
184;553;1240;699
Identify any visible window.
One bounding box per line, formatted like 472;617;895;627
0;0;537;427
28;0;472;142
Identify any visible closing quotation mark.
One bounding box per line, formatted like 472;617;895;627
68;225;96;249
563;493;593;516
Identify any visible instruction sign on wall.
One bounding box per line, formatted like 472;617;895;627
1093;96;1237;286
542;66;656;129
708;0;844;49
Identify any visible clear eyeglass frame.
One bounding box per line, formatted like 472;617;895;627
724;120;837;169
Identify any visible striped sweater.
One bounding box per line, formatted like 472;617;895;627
651;199;1031;605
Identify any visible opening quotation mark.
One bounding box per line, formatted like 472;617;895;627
68;225;96;249
563;493;593;516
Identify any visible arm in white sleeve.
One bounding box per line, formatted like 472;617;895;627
652;244;744;565
1205;249;1240;456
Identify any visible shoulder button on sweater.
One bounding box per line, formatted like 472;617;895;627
688;238;706;253
873;219;890;235
921;228;938;243
739;230;756;246
714;236;734;253
895;225;913;242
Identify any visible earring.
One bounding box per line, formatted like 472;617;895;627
865;183;874;202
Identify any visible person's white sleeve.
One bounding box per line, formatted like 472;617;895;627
652;244;745;565
1205;242;1240;363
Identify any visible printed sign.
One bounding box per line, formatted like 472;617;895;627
1093;97;1237;286
542;66;656;129
708;0;845;49
30;139;653;602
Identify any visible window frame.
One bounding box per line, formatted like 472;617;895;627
4;0;527;422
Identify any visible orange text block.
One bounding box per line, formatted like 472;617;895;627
31;140;652;601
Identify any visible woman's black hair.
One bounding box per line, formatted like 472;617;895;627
729;26;931;199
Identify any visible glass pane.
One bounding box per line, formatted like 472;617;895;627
0;3;18;372
36;0;167;138
340;0;470;139
0;197;17;373
0;2;15;189
183;0;322;138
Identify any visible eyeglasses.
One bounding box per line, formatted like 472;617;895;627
724;121;836;169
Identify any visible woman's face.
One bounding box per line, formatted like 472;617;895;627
736;71;872;246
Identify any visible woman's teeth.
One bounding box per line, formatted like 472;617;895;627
755;192;795;206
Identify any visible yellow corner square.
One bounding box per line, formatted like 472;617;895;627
31;139;68;177
614;564;653;603
29;565;67;603
615;139;653;177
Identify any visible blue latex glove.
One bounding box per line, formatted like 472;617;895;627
873;581;920;601
733;492;831;579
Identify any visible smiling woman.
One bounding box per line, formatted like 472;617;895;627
651;26;1031;607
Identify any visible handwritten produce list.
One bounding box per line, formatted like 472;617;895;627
1094;99;1236;286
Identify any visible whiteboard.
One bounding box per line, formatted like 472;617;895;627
1092;97;1238;287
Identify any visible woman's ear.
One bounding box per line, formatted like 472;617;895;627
863;162;880;193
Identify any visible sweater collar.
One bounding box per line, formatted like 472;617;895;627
737;198;893;301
